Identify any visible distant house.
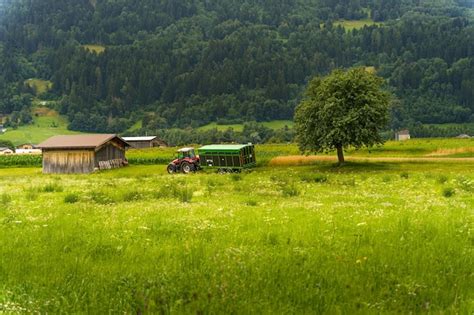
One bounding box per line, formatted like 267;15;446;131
122;136;168;149
395;129;411;141
17;143;36;150
456;134;471;139
0;147;14;155
37;134;130;174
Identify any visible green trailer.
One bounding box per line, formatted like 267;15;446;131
198;144;256;172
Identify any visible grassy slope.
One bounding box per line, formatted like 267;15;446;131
126;120;143;133
0;108;82;145
0;157;472;313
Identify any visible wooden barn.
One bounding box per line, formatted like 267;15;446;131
37;134;130;174
122;136;167;149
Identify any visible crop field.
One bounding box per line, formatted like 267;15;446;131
0;140;473;313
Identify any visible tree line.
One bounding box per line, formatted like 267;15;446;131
0;0;473;135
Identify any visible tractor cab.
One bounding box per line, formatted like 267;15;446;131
176;147;196;159
167;147;200;174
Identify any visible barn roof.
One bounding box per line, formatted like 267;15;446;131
37;134;129;149
122;136;157;142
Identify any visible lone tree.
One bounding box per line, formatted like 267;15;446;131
295;67;391;164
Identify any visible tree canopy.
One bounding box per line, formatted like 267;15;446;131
295;68;391;163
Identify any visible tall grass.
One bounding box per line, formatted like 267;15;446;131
0;152;473;313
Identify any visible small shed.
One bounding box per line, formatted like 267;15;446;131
122;136;167;149
37;134;130;174
395;129;411;141
456;134;471;139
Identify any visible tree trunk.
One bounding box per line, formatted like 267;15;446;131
336;145;345;164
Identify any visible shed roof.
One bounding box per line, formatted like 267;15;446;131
199;144;252;151
37;134;129;149
122;136;157;142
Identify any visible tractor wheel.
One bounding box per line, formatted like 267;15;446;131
167;164;176;174
181;162;194;174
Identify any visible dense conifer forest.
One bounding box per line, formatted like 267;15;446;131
0;0;473;137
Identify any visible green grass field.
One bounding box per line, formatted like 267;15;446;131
333;19;383;30
198;120;294;132
0;139;473;313
24;79;53;95
83;44;106;54
0;108;82;145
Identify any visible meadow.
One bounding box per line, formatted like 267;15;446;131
83;44;106;54
24;79;53;95
0;107;81;146
0;140;473;313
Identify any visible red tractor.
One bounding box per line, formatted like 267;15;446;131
167;147;200;174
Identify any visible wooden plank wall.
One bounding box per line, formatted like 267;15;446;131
95;142;126;166
43;150;95;174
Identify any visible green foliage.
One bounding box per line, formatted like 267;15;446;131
442;187;455;197
0;140;15;151
281;182;300;197
121;191;142;202
295;68;391;163
25;188;39;201
300;173;328;183
400;172;409;179
230;174;242;182
1;1;474;133
437;175;449;184
174;186;193;203
64;193;79;204
456;176;473;192
40;182;64;193
245;199;258;206
1;193;12;208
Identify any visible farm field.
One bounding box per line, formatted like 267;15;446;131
0;139;473;313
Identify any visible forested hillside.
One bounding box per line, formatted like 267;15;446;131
0;0;473;135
